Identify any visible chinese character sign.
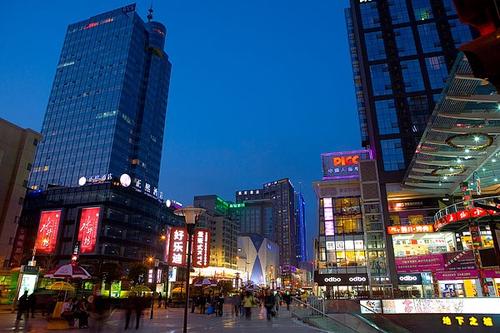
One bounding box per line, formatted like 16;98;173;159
321;150;372;180
192;228;210;268
168;227;187;267
35;210;62;254
77;207;100;253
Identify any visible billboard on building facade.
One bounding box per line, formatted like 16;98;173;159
34;210;62;254
77;207;101;253
321;149;373;180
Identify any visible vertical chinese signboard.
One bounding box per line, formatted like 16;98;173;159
34;210;62;254
192;228;210;268
77;207;101;253
168;227;187;267
163;227;171;263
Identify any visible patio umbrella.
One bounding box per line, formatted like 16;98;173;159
46;281;75;292
192;277;217;287
44;263;91;279
130;284;151;293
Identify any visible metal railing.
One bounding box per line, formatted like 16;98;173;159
434;195;500;221
290;296;392;333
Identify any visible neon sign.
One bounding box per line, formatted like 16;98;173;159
387;224;434;234
35;210;62;254
321;149;373;180
192;228;210;268
434;207;499;231
77;207;100;253
168;227;188;267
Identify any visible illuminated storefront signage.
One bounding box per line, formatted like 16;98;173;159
382;298;500;314
35;210;62;254
325;240;364;251
77;207;100;253
397;273;422;285
387;224;434;234
396;251;476;274
434;207;499;231
192;228;210;268
168;227;188;267
314;273;369;286
321;149;373;180
442;315;494;328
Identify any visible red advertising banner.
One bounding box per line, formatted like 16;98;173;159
35;210;62;254
168;227;187;267
434;207;500;231
77;207;101;253
387;224;434;234
192;228;210;268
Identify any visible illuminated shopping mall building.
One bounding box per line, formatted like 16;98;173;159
313;150;394;298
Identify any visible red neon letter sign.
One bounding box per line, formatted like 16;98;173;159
78;207;101;253
35;210;62;254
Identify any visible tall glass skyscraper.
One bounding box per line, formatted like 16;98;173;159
29;4;172;190
345;0;474;182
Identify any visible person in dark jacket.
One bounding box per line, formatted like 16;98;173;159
264;290;275;320
16;291;29;321
28;292;36;318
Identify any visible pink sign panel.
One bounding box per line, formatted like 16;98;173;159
483;269;500;278
434;269;479;280
395;254;444;273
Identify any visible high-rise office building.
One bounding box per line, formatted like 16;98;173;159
236;178;298;271
295;192;307;263
345;0;474;182
29;4;172;190
238;198;274;241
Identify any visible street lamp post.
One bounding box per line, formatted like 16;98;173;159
175;206;205;333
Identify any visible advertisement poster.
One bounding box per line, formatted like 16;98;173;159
18;274;37;299
77;207;100;253
396;251;476;274
34;210;62;254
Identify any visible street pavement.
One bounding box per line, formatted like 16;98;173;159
0;305;324;332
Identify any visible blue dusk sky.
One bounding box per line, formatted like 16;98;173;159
0;0;360;259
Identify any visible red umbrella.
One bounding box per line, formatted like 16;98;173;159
45;263;91;279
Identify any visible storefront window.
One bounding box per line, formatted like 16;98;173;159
390;214;400;225
393;232;456;257
408;215;424;225
460;228;494;250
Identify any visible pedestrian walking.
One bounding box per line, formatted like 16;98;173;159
16;290;29;321
158;292;163;308
264;290;275;320
134;295;145;329
242;291;256;320
232;293;241;316
199;294;206;314
283;292;291;311
124;294;135;330
191;295;197;313
28;291;36;318
215;294;224;316
274;291;280;313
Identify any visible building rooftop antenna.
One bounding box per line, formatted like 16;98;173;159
147;4;154;22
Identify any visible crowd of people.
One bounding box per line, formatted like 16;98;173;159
189;289;293;321
14;288;299;329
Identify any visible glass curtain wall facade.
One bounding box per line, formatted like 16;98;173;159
29;4;172;190
345;0;474;178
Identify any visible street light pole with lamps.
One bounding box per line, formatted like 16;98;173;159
175;206;205;333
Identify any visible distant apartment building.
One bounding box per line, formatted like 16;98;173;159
193;195;239;270
0;118;41;267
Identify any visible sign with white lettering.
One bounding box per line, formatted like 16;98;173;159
192;228;210;268
314;273;369;286
167;227;187;267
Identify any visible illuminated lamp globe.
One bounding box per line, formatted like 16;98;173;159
120;173;131;187
78;177;87;186
174;206;205;225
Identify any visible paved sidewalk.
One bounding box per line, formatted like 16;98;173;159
0;305;324;332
